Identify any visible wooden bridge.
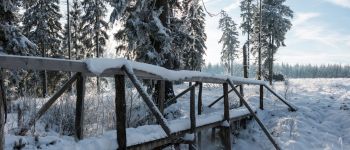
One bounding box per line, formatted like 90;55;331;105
0;55;297;150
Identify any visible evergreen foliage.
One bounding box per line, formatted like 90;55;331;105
81;0;109;58
180;0;207;71
218;11;239;76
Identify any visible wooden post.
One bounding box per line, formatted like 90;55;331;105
75;72;86;140
197;82;202;149
122;66;171;136
260;85;264;110
239;85;244;107
222;82;231;150
227;79;281;150
189;82;196;150
115;75;126;150
158;80;165;114
223;83;229;121
0;69;6;149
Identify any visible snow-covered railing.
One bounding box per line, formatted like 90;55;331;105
0;55;297;149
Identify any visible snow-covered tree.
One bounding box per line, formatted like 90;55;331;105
218;11;240;76
63;0;85;60
240;0;256;77
250;0;293;84
81;0;109;58
180;0;207;71
23;0;64;96
1;1;39;99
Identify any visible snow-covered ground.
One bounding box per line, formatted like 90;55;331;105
4;78;350;149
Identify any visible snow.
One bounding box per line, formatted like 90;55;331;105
85;58;265;85
4;78;350;149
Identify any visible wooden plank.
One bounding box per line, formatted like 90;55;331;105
0;69;5;150
263;85;297;111
223;83;229;121
19;73;79;135
158;80;165;114
127;111;252;150
121;66;171;136
227;79;281;150
0;55;87;73
115;75;127;150
75;73;86;140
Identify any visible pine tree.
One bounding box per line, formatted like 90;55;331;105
23;0;64;96
218;11;240;76
180;0;207;71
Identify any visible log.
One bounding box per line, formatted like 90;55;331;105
227;79;281;150
19;73;78;135
260;85;264;110
122;66;171;136
115;75;127;150
75;73;86;140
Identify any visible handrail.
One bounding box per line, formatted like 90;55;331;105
227;79;281;150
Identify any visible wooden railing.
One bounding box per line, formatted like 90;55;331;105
0;55;297;150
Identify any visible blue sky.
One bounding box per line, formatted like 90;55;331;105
203;0;350;65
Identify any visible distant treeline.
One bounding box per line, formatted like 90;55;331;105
203;63;350;78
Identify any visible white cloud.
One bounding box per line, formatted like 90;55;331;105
293;12;320;26
324;0;350;9
223;0;240;12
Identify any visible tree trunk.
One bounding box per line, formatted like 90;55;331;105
153;0;176;105
243;44;248;78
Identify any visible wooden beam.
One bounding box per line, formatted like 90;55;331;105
0;69;5;149
239;85;244;107
263;85;297;111
260;85;264;110
208;85;239;108
0;55;87;73
122;66;171;136
190;83;196;132
19;73;79;135
115;75;127;150
166;82;198;106
158;80;165;114
197;82;202;149
227;79;281;150
223;83;229;121
127;111;252;150
75;73;86;140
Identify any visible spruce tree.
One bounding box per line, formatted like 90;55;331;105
23;0;64;96
250;0;293;84
63;0;85;60
181;0;207;71
240;0;256;78
218;11;240;76
1;1;38;99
